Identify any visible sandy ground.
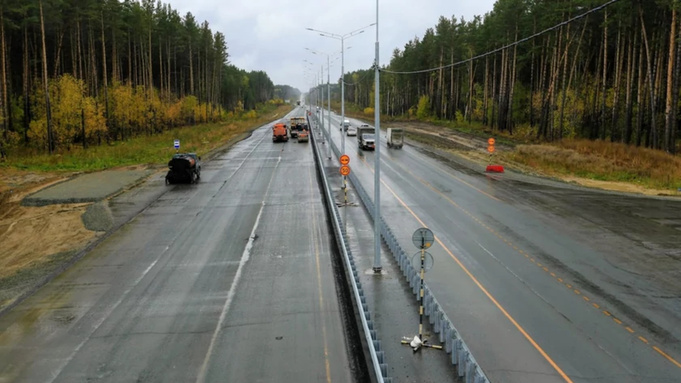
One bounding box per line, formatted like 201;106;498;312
0;173;99;281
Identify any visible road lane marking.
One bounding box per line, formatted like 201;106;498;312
358;140;681;371
196;155;281;383
357;156;573;382
308;166;332;383
48;251;164;382
653;347;681;369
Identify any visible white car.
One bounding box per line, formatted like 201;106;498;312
346;126;357;136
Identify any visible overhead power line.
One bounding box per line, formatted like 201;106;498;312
381;0;621;75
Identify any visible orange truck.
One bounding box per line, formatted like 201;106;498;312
272;123;289;142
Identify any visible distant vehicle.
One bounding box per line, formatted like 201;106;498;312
360;133;375;150
272;123;289;142
346;126;357;136
166;153;201;184
387;128;404;149
298;128;309;143
357;125;374;145
342;119;351;131
296;101;301;105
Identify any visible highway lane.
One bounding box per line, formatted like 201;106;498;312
319;109;681;382
0;108;356;382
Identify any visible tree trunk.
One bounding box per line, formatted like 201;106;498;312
600;10;608;140
40;0;54;153
101;12;109;121
624;26;635;144
640;5;657;148
664;7;676;152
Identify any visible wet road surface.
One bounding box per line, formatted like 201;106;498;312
0;108;355;382
321;110;681;382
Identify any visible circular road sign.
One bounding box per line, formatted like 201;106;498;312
487;145;496;153
340;165;351;176
488;137;496;146
340;154;350;165
411;251;435;272
412;227;434;249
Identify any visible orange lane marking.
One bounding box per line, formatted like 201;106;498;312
543;267;549;272
566;284;572;289
365;162;575;383
550;272;556;277
592;303;600;309
359;152;681;372
574;290;581;295
652;346;681;369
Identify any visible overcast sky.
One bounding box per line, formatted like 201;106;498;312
165;0;497;92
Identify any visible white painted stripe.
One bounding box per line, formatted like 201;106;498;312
47;246;168;382
196;154;281;383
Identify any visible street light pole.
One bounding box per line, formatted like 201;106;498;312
327;54;331;160
306;23;374;156
373;0;382;273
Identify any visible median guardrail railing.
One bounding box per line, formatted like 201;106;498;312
307;113;391;383
315;110;490;383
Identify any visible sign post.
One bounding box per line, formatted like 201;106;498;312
402;228;442;352
339;154;351;233
487;137;495;164
174;139;180;152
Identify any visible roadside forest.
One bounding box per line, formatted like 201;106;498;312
0;0;279;155
340;0;681;153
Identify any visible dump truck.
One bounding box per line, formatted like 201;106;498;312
289;117;306;138
387;128;404;149
272;123;289;142
357;125;376;150
165;153;201;184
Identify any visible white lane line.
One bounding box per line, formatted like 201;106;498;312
48;246;168;382
196;154;281;383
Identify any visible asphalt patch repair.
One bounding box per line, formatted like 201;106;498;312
22;169;151;206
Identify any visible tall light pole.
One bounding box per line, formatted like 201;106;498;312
306;47;341;160
306;23;375;156
373;1;381;272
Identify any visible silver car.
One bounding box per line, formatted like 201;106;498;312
346;126;357;136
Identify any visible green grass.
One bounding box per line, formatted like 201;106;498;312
0;104;293;173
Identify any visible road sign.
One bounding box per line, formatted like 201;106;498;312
174;139;180;149
412;227;434;249
340;154;350;165
488;137;496;146
340;165;351;176
411;251;434;272
487;145;495;153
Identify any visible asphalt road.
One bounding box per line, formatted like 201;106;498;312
0;107;356;382
319;109;681;383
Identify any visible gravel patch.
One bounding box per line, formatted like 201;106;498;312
82;202;114;232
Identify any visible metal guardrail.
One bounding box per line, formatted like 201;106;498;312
307;114;391;383
316;111;490;383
